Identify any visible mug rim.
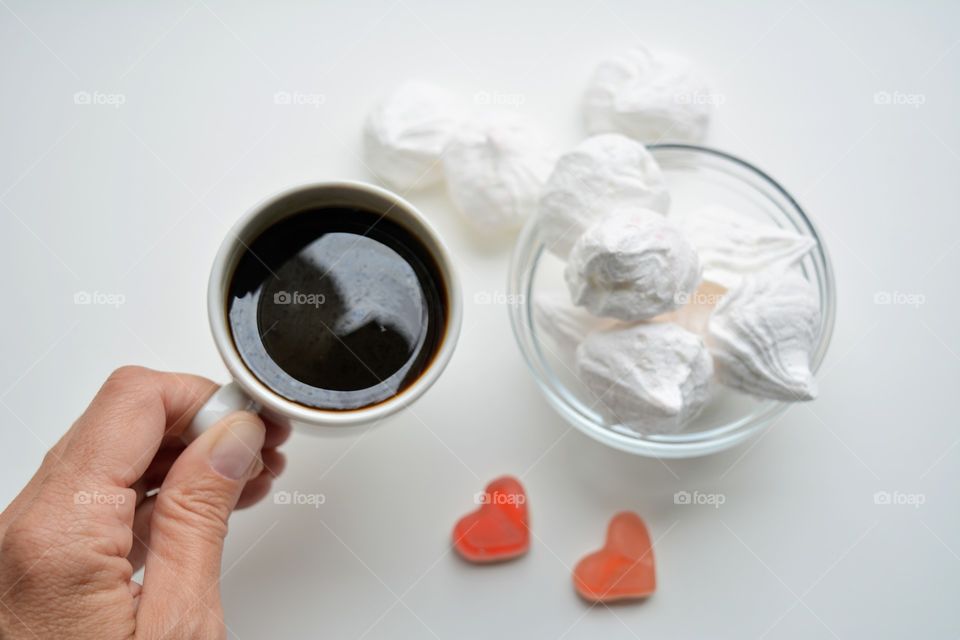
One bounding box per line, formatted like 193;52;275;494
206;179;462;427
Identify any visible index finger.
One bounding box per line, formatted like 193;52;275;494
50;366;218;489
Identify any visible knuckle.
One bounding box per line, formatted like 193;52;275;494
1;512;65;571
108;364;153;383
87;366;162;440
1;525;37;566
156;483;231;542
1;501;135;595
104;365;155;397
40;445;65;471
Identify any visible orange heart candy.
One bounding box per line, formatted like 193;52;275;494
453;476;529;563
573;511;656;602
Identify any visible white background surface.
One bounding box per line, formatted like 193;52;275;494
1;1;959;638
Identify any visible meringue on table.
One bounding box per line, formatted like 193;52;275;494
363;81;464;191
584;45;714;144
442;111;553;234
576;322;713;435
564;208;701;322
536;133;670;258
708;271;820;401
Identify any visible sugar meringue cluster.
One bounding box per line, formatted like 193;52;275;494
364;81;552;234
534;134;822;435
363;45;715;235
363;46;822;436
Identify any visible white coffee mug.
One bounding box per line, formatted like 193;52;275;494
184;181;462;440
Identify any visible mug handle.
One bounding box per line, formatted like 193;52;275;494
182;381;260;443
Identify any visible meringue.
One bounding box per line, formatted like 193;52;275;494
565;209;701;321
442;111;554;233
708;271;820;401
584;45;714;143
363;81;463;191
576;322;713;435
537;134;670;258
533;292;616;356
679;204;816;289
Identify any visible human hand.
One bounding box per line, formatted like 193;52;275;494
0;366;290;639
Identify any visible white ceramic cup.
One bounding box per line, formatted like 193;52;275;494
184;181;462;441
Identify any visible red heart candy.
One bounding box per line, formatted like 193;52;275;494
453;476;529;563
573;511;656;602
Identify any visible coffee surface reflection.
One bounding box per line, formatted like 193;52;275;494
227;208;446;410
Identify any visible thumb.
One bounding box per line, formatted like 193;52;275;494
137;411;265;635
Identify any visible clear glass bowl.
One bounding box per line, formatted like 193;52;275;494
508;144;837;458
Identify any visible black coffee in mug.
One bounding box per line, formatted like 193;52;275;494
226;207;447;410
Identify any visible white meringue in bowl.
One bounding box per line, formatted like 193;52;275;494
564;208;701;321
708;271;821;401
536;133;670;258
509;144;835;458
576;322;713;435
679;204;816;289
532;292;617;360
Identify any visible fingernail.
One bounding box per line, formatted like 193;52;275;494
210;418;265;480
